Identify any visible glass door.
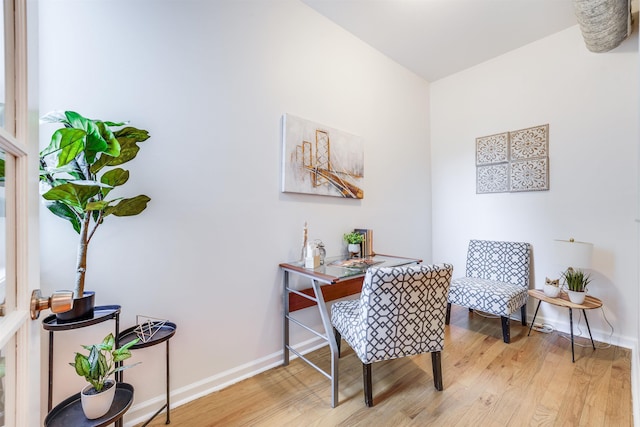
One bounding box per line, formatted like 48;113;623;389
0;0;34;425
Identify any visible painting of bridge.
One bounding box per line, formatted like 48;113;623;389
282;114;364;199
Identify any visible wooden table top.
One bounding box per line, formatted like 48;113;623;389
528;288;602;310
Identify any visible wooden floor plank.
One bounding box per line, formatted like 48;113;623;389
138;305;632;427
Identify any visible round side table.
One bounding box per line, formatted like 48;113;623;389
44;383;134;427
118;321;177;426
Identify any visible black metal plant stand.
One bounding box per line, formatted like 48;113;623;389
118;321;177;425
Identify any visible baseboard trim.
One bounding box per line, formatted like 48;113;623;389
632;341;639;427
123;336;327;427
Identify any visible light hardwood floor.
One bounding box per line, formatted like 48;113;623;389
141;305;632;426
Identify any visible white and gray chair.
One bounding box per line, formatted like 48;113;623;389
445;239;531;343
331;263;453;407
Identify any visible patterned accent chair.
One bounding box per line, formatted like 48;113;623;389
445;240;531;343
331;263;453;407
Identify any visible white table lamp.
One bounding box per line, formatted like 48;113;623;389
553;238;593;270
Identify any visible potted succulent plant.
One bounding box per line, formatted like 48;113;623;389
562;267;592;304
71;332;139;419
343;231;364;257
39;111;151;320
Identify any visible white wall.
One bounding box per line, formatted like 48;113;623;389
38;0;431;423
431;26;638;346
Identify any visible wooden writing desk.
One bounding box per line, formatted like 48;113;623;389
279;254;421;407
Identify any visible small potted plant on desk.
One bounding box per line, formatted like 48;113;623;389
71;333;139;419
562;267;591;304
344;231;364;258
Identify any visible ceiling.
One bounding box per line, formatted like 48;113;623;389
301;0;578;81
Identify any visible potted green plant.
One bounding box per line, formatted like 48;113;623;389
71;332;139;419
562;267;592;304
39;111;151;320
343;231;364;257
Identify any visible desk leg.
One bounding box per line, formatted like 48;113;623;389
528;301;542;336
311;278;339;408
583;309;596;351
569;308;575;363
283;271;290;366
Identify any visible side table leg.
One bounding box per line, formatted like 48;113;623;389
569;308;575;363
582;309;596;350
48;331;54;412
528;301;542;336
166;339;171;424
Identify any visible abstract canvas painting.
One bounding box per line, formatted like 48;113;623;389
476;124;549;194
282;114;364;199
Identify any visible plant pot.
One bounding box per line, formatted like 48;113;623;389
56;291;95;323
543;284;561;298
567;290;586;304
80;379;116;419
348;243;360;257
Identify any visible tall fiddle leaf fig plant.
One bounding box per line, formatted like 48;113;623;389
39;111;151;299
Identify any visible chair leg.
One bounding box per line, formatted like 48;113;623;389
333;328;341;357
445;303;451;325
501;316;511;343
520;304;527;326
431;351;443;391
363;363;373;407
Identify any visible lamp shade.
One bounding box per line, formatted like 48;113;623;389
553;239;593;269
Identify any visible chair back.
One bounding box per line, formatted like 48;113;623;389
358;263;453;362
465;239;530;288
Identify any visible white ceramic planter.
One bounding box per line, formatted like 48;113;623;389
543;284;561;298
80;379;116;419
567;290;586;305
348;243;360;255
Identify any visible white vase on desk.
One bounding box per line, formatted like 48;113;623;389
567;290;586;305
348;243;360;258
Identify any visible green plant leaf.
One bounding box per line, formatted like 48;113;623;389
40;128;87;167
101;168;129;187
42;182;101;210
64;111;109;164
45;201;82;233
73;353;90;377
96;121;121;158
105;195;150;217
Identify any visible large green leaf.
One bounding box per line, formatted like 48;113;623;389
64;111;109;164
100;168;129;198
104;195;150;217
45;201;82;233
90;127;149;172
96;121;121;158
101;168;129;188
40;128;87;167
42;182;101;210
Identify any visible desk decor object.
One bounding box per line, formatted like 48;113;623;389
282;114;364;199
476;124;549;194
71;332;139;419
343;231;364;258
